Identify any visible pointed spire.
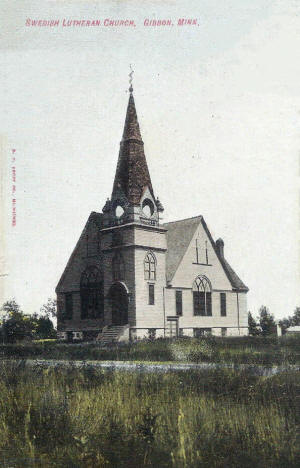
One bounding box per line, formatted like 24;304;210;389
122;65;142;141
122;92;142;141
112;88;155;206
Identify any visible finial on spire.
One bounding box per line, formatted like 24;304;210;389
129;64;134;93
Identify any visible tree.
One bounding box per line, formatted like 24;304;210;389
248;311;261;336
36;298;57;339
1;299;22;319
0;299;57;343
291;307;300;326
258;306;277;336
0;300;34;343
3;318;33;343
35;315;56;339
0;300;31;343
40;298;57;318
278;306;300;334
278;317;292;335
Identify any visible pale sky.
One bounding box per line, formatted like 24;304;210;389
0;0;299;320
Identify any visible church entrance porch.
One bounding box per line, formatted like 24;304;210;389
109;282;129;326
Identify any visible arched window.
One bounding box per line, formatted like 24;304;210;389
144;252;156;280
80;266;104;319
193;276;212;316
112;251;125;281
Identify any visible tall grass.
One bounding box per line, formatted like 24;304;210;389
0;361;299;467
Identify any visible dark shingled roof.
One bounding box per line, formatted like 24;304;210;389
122;93;142;141
112;92;155;205
56;212;102;292
218;257;248;292
163;216;202;283
163;215;248;292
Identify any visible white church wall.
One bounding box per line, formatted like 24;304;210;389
176;290;239;327
237;292;248;327
171;220;233;291
134;245;166;329
134;226;167;250
134;225;167;330
164;288;248;336
163;219;248;336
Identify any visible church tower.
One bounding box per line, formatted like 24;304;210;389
100;85;167;336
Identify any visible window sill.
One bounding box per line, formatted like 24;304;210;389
193;315;213;317
192;262;212;266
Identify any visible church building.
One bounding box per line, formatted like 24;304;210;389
56;84;249;342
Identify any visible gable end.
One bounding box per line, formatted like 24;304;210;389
55;211;102;292
163;215;248;293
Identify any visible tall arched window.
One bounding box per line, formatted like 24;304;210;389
112;251;125;281
80;266;104;319
193;276;212;316
144;252;156;280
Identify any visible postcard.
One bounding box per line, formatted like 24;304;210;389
0;1;299;467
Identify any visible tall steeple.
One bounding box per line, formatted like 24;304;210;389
111;88;154;206
102;75;163;227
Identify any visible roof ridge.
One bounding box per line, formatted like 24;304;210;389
163;215;203;226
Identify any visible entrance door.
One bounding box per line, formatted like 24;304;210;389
110;283;128;326
167;318;178;338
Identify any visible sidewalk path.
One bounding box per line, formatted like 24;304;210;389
5;359;299;376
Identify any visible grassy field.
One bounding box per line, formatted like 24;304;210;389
0;361;299;467
1;335;300;365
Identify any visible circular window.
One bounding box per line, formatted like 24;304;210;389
115;205;124;218
142;199;154;218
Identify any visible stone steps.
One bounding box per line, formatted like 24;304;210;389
97;325;128;344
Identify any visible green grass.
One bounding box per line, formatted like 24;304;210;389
1;335;300;365
0;361;299;467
